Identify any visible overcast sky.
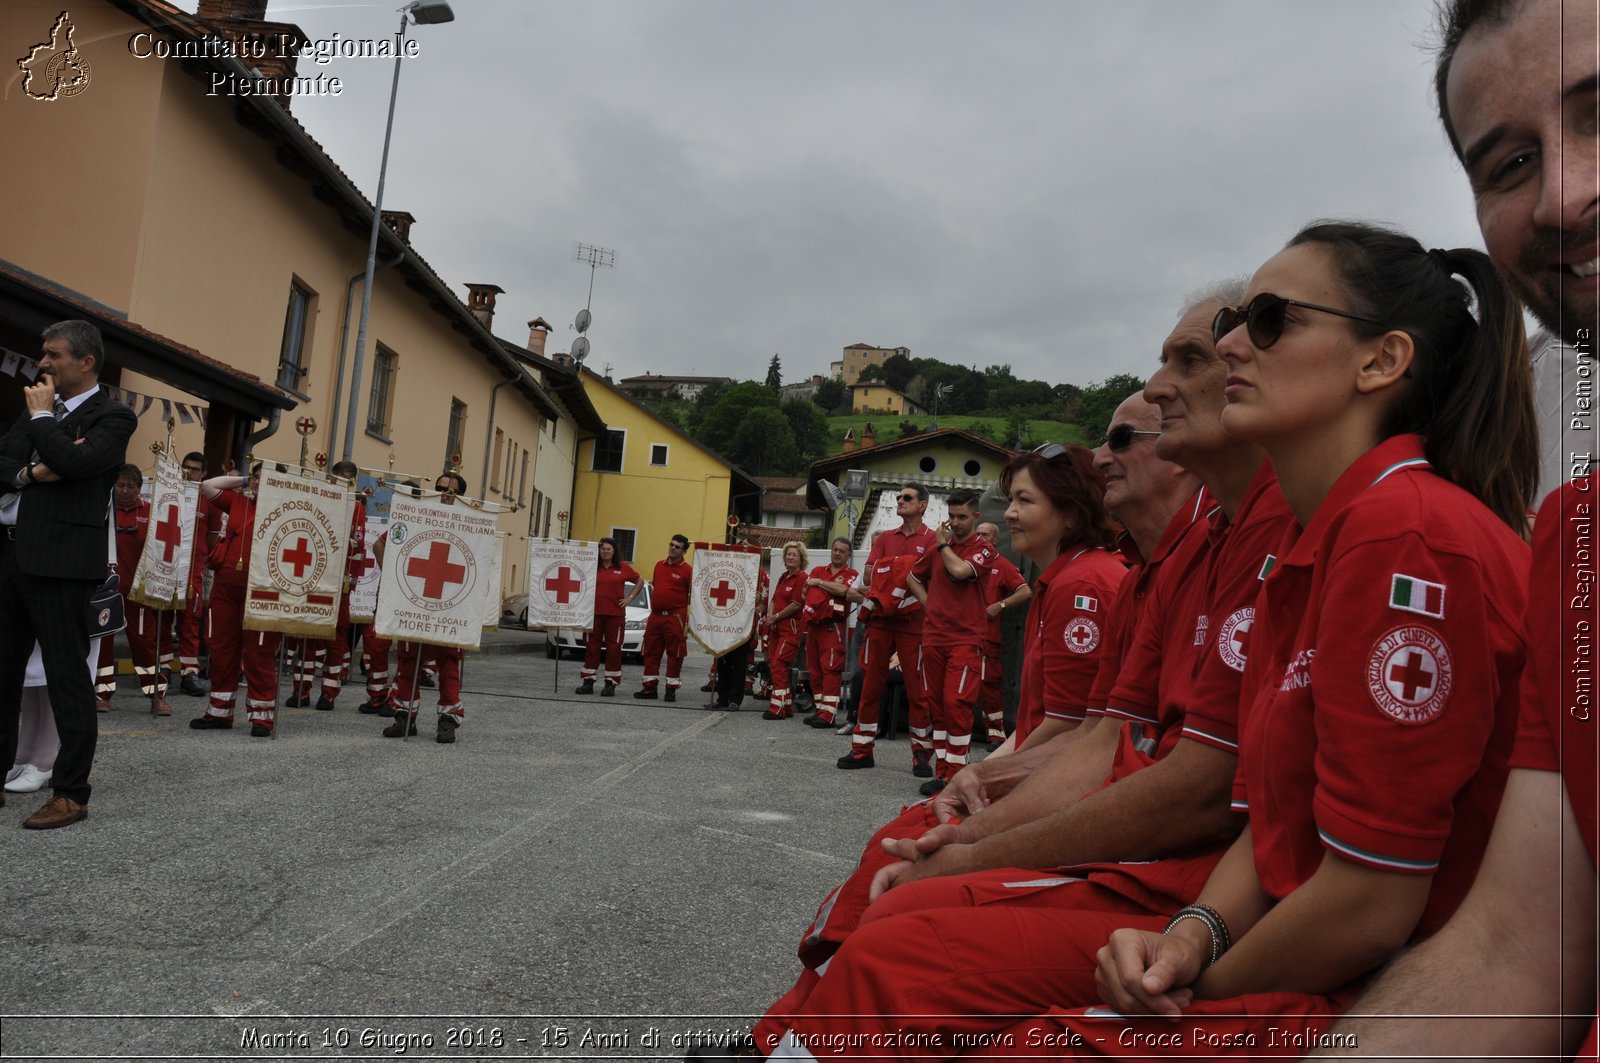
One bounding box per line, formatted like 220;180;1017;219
193;0;1483;391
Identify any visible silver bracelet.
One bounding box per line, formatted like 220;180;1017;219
1163;903;1232;969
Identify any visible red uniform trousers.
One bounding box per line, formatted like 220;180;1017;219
758;876;1165;1059
850;619;930;758
294;594;353;701
920;642;982;780
393;641;463;724
203;578;282;728
175;568;206;677
977;640;1003;739
96;600;171;701
363;629;392;706
767;628;803;717
804;619;848;722
581;614;625;684
639;610;686;690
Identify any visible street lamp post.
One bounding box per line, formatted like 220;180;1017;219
341;0;455;462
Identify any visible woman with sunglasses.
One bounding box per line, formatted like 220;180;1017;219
1011;221;1538;1051
575;537;640;697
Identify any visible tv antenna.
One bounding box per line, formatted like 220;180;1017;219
571;242;616;365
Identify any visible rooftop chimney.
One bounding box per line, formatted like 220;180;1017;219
198;0;268;18
862;422;877;449
195;0;306;110
464;283;504;331
552;351;575;369
526;318;552;357
841;427;856;454
381;210;416;243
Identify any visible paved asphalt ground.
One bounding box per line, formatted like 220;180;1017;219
0;629;940;1062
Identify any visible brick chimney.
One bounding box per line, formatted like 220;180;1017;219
841;427;856;454
464;283;504;331
195;0;306;109
862;422;877;448
526;318;552;357
381;210;415;243
552;352;575;369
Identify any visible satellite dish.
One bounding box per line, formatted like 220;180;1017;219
818;479;847;509
574;308;592;334
571;336;591;362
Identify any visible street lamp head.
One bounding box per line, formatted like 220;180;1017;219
405;0;455;25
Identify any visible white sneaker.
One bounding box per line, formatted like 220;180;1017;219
4;764;51;793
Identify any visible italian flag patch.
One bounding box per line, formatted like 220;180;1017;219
1073;594;1098;612
1389;574;1445;619
1257;554;1277;581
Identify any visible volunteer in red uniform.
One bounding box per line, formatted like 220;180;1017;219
286;460;366;712
634;533;691;702
384;472;469;744
986;223;1539;1055
744;288;1295;1058
972;521;1030;749
838;482;935;772
761;541;808;721
173;451;212;697
904;489;1001;792
799;537;857;729
576;536;640;696
189;463;283;737
98;465;173;716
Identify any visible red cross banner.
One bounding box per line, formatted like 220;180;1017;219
244;467;353;637
688;543;763;656
129;452;199;609
480;531;505;630
347;512;387;623
524;538;598;630
372;494;498;650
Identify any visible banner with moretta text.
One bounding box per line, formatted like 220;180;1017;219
373;495;497;650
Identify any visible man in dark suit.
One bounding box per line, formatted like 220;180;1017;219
0;320;137;829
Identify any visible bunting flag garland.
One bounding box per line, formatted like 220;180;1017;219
243;467;351;637
129;452;199;609
524;538;598;630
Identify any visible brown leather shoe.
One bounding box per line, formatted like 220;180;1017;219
95;695;112;713
151;696;173;717
23;795;88;829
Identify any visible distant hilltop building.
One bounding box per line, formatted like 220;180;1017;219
831;343;909;386
617;372;731;402
780;374;826;402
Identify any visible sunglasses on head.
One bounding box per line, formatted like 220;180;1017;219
1032;442;1068;460
1211;292;1383;349
1099;425;1160;452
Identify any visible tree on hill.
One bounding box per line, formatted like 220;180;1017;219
813;377;847;414
765;354;782;391
1075;373;1147;436
782;397;831;462
732;407;799;475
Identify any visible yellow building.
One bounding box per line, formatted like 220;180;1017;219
0;0;562;600
849;383;928;417
570;370;760;570
831;342;910;386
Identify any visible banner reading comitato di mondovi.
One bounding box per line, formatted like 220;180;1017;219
525;538;598;630
129;452;199;609
244;468;351;637
373;495;497;650
688;544;762;656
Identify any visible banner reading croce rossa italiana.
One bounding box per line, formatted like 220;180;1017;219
525;538;598;630
373;494;497;650
243;467;353;637
688;543;762;656
129;452;199;610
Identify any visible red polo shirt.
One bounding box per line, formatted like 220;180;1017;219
913;535;999;647
981;553;1029;649
802;563;858;624
594;562;641;618
1235;435;1529;938
862;523;937;625
1014;546;1129;743
769;567;807;637
650;558;692;612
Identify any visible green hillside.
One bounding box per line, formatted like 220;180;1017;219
824;414;1085;453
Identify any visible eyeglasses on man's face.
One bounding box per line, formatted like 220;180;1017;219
1099;425;1161;452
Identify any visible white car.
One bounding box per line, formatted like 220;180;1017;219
543;580;653;660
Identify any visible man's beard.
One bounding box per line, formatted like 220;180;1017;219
1517;225;1600;348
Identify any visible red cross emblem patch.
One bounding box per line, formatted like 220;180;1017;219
1063;614;1101;655
1216;607;1253;673
1365;625;1454;725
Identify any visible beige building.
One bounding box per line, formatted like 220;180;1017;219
0;0;563;600
831;343;910;386
849;383;927;417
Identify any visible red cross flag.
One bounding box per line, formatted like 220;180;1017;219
372;494;498;650
689;543;762;656
347;511;386;623
129;452;199;610
245;467;354;636
524;538;598;630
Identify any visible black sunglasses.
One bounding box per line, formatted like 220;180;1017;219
896;492;921;502
1099;425;1160;452
1211;292;1383;349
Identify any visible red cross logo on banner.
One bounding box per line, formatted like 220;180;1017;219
1387;650;1436;701
407;540;466;600
280;536;314;579
545;566;582;603
154;504;183;563
709;579;738;608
